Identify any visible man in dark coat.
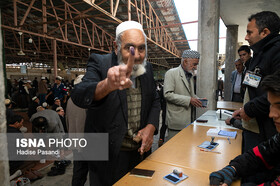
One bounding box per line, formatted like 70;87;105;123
233;11;280;151
238;45;252;71
7;115;24;175
71;21;160;186
5;99;15;124
28;96;40;118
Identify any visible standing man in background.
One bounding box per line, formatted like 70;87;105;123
238;45;252;101
66;75;88;186
164;50;202;141
32;77;38;94
38;77;48;105
230;59;245;102
46;76;67;106
238;45;252;70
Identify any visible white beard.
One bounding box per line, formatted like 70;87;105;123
118;54;147;78
187;68;197;76
130;62;147;77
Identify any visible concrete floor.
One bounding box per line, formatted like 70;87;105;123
31;112;166;186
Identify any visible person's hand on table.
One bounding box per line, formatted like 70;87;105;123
136;124;155;155
232;107;251;121
239;107;251;121
225;118;231;126
209;165;236;186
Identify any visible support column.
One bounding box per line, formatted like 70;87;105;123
224;25;238;101
197;0;220;117
53;39;57;78
0;9;11;185
42;0;47;34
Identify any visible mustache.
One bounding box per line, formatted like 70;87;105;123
117;49;147;77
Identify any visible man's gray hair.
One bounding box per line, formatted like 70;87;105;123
182;50;200;59
234;58;242;63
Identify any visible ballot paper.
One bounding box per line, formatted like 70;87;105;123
218;130;237;138
206;128;220;136
206;128;237;139
198;141;219;150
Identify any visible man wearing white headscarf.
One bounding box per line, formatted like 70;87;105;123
71;21;160;185
66;75;88;186
164;50;203;140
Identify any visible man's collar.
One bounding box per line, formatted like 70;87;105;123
111;51;118;66
250;33;279;53
245;57;252;63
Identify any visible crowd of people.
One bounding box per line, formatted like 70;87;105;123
4;75;81;182
3;10;280;186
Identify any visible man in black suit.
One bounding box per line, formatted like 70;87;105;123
71;21;160;185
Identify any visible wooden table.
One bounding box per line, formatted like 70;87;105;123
217;101;243;111
194;110;237;129
146;124;242;173
115;124;242;185
114;160;213;186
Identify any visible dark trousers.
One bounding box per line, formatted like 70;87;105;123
89;149;148;186
232;93;243;103
112;150;144;183
242;130;261;153
218;89;223;98
38;93;46;105
72;151;88;186
159;108;167;141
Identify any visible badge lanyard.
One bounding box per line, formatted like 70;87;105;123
243;66;262;88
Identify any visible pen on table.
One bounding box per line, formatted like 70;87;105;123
200;149;221;154
227;137;231;144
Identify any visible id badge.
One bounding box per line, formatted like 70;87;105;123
243;71;261;88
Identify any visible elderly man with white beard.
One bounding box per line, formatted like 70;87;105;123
164;50;203;141
71;21;160;186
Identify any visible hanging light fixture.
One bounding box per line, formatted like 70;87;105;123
17;32;26;56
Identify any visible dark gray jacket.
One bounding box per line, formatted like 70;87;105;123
244;33;280;140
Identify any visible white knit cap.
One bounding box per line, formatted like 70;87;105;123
5;99;11;105
116;21;144;38
42;102;48;108
182;50;200;59
74;75;84;85
32;96;38;101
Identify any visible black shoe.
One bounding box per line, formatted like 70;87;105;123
51;161;66;171
62;160;71;166
47;167;65;176
54;160;59;166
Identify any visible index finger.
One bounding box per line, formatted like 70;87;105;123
126;46;135;77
